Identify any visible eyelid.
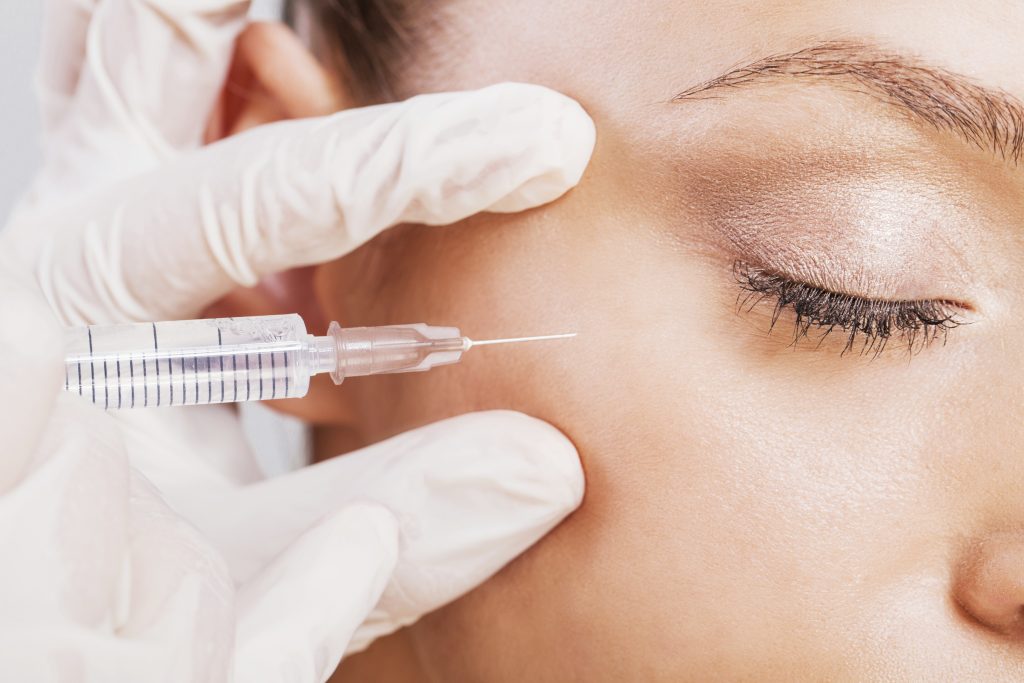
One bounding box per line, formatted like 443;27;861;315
733;261;967;356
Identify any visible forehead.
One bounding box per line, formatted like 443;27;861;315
409;0;1024;110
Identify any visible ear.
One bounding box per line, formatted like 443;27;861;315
206;21;345;140
202;21;345;328
203;22;361;428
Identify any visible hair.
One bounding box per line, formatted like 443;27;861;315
285;0;416;104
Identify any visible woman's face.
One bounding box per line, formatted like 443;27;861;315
312;0;1024;678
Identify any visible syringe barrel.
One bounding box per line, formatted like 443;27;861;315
64;315;315;409
63;315;473;409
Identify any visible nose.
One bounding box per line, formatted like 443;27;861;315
954;531;1024;638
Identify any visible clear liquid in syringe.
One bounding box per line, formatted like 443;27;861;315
64;315;312;409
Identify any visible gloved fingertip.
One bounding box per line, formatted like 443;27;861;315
554;94;599;186
340;410;585;654
466;410;586;512
485;84;597;213
534;418;587;511
374;81;597;229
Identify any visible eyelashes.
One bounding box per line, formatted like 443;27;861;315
733;261;966;356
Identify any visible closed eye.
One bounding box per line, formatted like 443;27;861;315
733;261;968;356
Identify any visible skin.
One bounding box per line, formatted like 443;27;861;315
227;1;1024;679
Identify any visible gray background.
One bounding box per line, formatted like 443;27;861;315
0;2;44;222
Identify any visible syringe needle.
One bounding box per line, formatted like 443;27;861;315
467;332;577;348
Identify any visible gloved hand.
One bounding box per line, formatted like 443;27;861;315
13;0;594;326
0;266;410;681
0;0;594;676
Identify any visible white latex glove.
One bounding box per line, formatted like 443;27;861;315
14;0;594;325
1;0;593;674
0;268;398;681
0;259;583;683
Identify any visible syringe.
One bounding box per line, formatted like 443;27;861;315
63;314;574;410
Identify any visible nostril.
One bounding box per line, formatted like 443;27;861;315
953;531;1024;640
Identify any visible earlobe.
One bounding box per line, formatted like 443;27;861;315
206;21;346;142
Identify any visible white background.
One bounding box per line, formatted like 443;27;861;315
0;2;44;222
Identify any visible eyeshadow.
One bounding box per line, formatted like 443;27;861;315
668;149;986;301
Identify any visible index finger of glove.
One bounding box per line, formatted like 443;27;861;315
34;83;596;324
191;410;585;655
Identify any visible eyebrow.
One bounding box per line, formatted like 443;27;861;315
673;41;1024;165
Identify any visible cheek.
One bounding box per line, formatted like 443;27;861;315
319;204;844;668
317;192;1012;679
322;201;686;439
321;210;818;674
